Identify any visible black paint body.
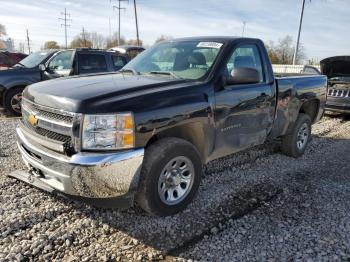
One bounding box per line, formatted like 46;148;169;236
23;37;327;163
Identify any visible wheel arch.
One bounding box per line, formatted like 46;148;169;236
299;98;320;123
145;122;210;164
3;84;27;105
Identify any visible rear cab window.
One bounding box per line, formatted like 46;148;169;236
78;53;108;74
112;55;127;71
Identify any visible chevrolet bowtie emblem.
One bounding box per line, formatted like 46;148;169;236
28;114;38;126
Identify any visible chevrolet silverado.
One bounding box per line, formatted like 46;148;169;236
10;37;327;216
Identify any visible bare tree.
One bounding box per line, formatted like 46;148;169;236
106;32;126;48
43;41;60;49
127;39;143;46
90;32;106;49
70;31;92;48
266;36;306;64
155;35;173;43
0;24;6;38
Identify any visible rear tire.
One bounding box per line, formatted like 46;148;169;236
136;138;202;216
281;113;312;158
4;87;24;116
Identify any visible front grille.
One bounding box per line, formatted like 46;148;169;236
32;106;73;124
328;89;350;98
21;99;77;153
34;126;72;144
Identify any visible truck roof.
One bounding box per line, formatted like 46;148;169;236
163;36;261;43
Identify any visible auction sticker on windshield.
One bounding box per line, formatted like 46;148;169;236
197;42;223;49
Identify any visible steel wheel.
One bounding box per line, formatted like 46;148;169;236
10;93;22;114
296;123;309;150
158;156;195;206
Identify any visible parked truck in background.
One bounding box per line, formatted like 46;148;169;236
321;56;350;114
10;37;327;216
109;45;145;60
0;49;129;115
0;51;27;69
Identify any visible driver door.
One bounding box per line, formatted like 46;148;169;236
43;50;74;80
212;44;275;159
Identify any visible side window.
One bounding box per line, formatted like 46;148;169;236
48;50;74;75
226;44;264;82
112;55;127;71
78;54;107;75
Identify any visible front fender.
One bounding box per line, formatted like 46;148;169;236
132;84;216;163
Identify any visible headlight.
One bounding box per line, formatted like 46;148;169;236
82;113;134;150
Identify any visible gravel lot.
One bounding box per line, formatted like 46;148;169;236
0;114;350;261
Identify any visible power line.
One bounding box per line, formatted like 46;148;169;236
26;29;31;53
59;8;72;49
111;0;128;46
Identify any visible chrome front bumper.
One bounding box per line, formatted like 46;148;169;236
10;127;144;205
326;100;350;113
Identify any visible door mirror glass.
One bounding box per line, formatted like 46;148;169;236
225;68;260;85
224;44;264;87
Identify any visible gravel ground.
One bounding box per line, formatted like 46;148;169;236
0;114;349;261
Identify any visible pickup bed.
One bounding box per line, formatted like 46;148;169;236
0;49;129;115
10;37;327;216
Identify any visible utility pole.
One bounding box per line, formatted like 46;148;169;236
59;8;72;49
18;42;25;53
112;0;128;46
293;0;307;65
109;17;112;40
133;0;140;46
26;29;31;53
82;27;87;47
241;21;246;37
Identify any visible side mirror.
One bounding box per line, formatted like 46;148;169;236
224;68;260;86
38;64;46;71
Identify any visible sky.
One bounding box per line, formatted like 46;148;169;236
0;0;349;61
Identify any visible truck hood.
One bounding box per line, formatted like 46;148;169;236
0;67;40;86
24;72;191;113
0;66;37;76
320;56;350;80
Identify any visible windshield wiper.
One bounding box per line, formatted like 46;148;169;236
119;68;139;75
148;71;181;79
13;62;26;68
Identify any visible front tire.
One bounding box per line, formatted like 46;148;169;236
281;113;312;158
136;138;202;216
4;87;24;116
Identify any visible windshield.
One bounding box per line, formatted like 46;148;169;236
17;51;52;68
124;40;223;80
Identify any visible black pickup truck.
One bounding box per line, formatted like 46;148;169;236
10;37;327;216
0;49;129;115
